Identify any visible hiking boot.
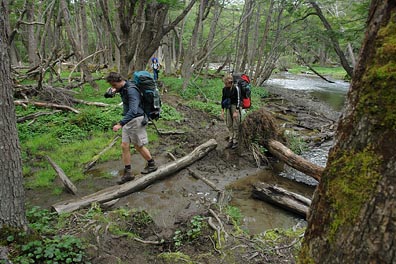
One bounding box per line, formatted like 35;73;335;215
117;169;135;184
231;142;238;149
141;161;158;174
225;141;233;149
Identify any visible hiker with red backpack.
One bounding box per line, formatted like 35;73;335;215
221;75;242;149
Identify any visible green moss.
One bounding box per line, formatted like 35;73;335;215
158;252;195;264
297;244;316;264
326;147;382;240
359;14;396;129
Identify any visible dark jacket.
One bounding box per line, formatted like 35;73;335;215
118;81;145;126
221;85;241;110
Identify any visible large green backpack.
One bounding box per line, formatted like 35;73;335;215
133;71;161;120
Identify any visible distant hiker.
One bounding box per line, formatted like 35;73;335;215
221;75;241;149
151;57;160;81
104;72;158;184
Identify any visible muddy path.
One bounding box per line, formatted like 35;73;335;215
29;87;337;227
25;88;338;263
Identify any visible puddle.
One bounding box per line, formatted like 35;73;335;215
227;168;314;234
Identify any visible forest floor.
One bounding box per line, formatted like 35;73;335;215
25;84;340;263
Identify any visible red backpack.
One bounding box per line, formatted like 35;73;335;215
233;73;251;109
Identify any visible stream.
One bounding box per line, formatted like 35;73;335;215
229;73;350;233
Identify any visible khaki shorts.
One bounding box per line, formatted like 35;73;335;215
122;116;148;147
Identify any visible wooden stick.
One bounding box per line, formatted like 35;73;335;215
167;153;221;192
46;156;78;195
84;136;120;172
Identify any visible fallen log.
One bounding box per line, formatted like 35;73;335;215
71;98;111;107
241;109;325;181
14;100;80;113
46;156;78;195
252;182;312;218
52;139;217;214
17;110;61;123
267;139;323;181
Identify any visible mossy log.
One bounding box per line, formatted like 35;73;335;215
252;182;312;218
52;139;217;214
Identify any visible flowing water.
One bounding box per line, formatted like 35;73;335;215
229;73;350;234
265;72;350;111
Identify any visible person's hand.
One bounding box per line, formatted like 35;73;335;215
233;111;239;119
113;123;122;132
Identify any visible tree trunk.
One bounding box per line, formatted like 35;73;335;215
309;1;354;78
52;139;217;214
0;0;27;229
59;0;98;89
100;0;195;77
300;1;396;263
26;0;38;65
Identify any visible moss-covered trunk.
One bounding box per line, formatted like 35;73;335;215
299;1;396;263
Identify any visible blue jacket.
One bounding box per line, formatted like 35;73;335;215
118;81;144;126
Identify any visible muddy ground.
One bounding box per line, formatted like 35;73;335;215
26;85;340;263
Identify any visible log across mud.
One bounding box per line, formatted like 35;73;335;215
52;139;217;214
252;182;312;218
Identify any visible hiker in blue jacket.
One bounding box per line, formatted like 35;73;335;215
221;75;241;149
151;57;160;81
105;72;158;184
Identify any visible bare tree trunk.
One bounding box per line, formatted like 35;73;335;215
253;0;274;82
59;0;98;89
309;1;354;78
162;16;173;76
100;0;195;77
181;0;208;90
300;1;396;262
79;0;89;63
0;0;27;229
347;42;357;68
26;0;38;65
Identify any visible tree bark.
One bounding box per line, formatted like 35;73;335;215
52;139;217;214
252;182;311;218
0;0;27;228
300;1;396;263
